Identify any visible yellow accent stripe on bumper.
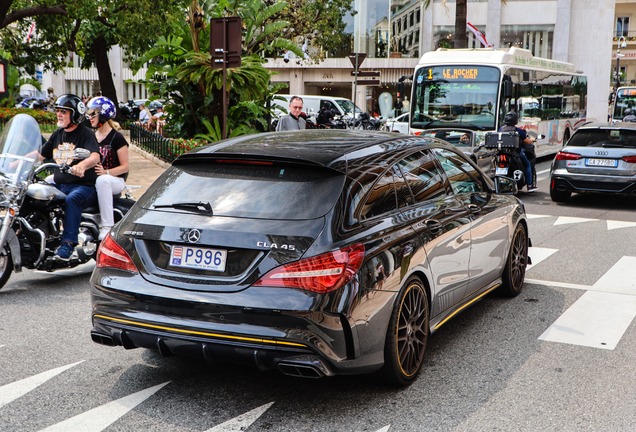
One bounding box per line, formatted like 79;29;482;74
434;284;500;330
93;314;307;348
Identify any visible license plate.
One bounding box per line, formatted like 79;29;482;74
169;245;227;271
496;167;508;175
586;158;617;167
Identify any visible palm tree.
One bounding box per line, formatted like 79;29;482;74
420;0;505;49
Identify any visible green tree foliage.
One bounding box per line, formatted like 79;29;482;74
0;0;185;107
0;51;41;107
134;0;296;140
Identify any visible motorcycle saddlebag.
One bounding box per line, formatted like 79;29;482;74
484;131;519;149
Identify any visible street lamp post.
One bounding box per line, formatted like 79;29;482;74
614;36;627;95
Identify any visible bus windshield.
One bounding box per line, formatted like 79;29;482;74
613;87;636;120
412;66;500;130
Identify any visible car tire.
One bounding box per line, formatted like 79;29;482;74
549;184;571;202
500;224;528;297
378;276;429;386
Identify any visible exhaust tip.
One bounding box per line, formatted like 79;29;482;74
91;331;116;346
278;363;324;379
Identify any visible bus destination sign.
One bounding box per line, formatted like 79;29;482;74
442;68;479;80
618;88;636;97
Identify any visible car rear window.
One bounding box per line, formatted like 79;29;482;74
139;162;345;220
568;129;636;148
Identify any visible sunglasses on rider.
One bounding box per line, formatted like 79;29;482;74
86;111;99;118
54;108;70;115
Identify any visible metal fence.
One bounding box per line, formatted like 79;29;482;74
129;124;181;162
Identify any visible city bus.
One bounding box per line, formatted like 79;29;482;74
403;47;588;157
611;86;636;121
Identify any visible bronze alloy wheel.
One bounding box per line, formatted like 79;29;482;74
501;224;528;297
379;276;429;385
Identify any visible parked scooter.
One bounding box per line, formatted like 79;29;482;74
0;114;137;290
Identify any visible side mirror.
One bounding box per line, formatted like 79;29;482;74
503;80;513;99
74;148;91;160
494;176;517;195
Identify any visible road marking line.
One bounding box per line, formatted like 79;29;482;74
0;361;83;409
538;291;636;350
607;220;636;230
375;427;391;432
528;247;558;269
526;214;551;219
553;216;599;226
38;382;170;432
204;402;274;432
537;168;551;175
593;256;636;294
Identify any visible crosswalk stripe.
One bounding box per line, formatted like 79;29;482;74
526;214;551;219
38;381;170;432
607;220;636;230
538;291;636;350
553;216;598;226
375;426;391;432
593;256;636;294
204;402;274;432
0;361;83;409
527;247;558;269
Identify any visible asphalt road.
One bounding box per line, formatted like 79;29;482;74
1;156;635;431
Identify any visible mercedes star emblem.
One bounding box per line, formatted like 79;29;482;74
187;229;201;243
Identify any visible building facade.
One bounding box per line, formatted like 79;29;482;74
266;0;614;122
42;0;614;122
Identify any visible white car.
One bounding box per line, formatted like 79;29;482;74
384;113;409;134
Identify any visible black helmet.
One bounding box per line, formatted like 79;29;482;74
55;94;86;124
504;111;518;125
625;108;633;116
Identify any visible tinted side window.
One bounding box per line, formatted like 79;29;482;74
392;165;414;209
433;148;485;194
396;151;447;203
360;170;398;220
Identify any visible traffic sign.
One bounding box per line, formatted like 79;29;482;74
357;79;381;86
351;71;380;77
348;53;367;69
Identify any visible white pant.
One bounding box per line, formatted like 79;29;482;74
96;175;126;229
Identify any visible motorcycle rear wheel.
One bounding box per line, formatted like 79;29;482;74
0;249;14;290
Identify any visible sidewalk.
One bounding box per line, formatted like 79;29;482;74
126;142;170;200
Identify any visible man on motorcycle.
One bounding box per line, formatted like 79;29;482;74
317;103;335;127
36;95;101;259
499;111;537;192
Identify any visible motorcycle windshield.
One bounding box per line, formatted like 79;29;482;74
0;114;43;181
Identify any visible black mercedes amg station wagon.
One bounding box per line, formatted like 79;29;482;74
90;130;530;385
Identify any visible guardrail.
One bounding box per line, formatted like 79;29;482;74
129;124;179;162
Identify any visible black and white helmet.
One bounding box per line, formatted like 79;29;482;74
54;94;86;124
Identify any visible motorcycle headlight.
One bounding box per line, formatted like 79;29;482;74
3;183;21;200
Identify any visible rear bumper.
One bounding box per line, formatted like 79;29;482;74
90;270;384;377
550;174;636;195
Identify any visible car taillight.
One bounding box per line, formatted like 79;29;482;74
622;155;636;164
555;151;582;160
253;244;365;293
96;235;138;273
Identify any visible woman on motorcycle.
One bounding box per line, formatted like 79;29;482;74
86;96;129;240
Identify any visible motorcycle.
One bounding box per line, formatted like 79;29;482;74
0;114;137;290
485;131;542;193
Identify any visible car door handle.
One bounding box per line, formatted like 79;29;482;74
467;204;481;215
425;219;443;232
